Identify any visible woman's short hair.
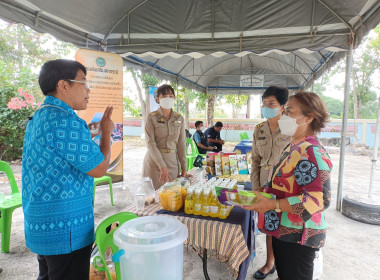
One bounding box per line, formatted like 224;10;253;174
38;59;87;96
155;84;175;99
290;91;329;133
262;85;289;105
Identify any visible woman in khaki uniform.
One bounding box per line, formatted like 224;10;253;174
143;84;187;190
250;86;290;280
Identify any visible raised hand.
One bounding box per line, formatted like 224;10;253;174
99;106;114;136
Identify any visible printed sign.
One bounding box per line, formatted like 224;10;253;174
240;75;264;87
75;49;124;182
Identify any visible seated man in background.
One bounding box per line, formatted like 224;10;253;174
193;121;214;154
204;121;225;152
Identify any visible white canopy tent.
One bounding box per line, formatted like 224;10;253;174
1;0;380;209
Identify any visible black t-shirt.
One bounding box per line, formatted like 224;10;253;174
204;126;220;146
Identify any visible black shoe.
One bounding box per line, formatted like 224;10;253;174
253;265;275;279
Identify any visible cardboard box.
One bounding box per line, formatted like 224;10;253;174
214;155;223;175
222;155;231;176
237;154;249;174
229;155;239;175
206;152;218;175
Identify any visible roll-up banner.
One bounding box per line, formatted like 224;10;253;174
75;49;124;182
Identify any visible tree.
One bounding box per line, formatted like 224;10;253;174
313;23;380;120
246;95;251;118
350;37;379;119
224;94;248;118
170;84;198;129
0;21;76;160
126;69;161;120
141;74;161;116
123;95;140;117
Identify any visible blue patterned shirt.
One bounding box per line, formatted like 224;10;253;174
22;96;104;255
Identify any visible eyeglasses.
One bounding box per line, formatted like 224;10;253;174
67;79;90;89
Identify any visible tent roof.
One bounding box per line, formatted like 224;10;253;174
123;49;339;93
1;0;379;93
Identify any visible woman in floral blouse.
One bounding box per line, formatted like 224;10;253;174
244;91;332;280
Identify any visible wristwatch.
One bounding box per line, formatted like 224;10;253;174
275;200;282;213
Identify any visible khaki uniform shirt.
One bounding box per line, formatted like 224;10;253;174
142;108;187;189
250;121;291;190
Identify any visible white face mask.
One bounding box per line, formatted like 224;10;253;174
278;115;305;136
159;97;175;109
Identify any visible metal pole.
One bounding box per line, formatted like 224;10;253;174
369;96;380;198
336;44;353;211
176;78;179;112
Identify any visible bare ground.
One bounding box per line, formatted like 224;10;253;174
0;138;379;280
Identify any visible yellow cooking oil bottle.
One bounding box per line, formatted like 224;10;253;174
209;189;220;218
184;187;194;214
201;188;211;217
193;188;202;215
219;203;229;219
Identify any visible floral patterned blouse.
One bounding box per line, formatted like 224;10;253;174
260;136;332;248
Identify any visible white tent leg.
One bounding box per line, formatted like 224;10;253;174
369;97;380;198
336;44;353;211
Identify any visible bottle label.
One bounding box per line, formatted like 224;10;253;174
202;206;210;213
195;204;202;212
210;206;219;213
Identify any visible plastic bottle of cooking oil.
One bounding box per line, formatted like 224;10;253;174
219;203;228;219
209;189;219;218
201;188;211;217
193;188;202;215
184;187;194;214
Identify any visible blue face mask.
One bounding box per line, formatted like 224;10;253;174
261;106;280;119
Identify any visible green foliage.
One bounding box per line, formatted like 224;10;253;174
224;94;248;109
0;21;76;160
319;94;343;118
123;96;140;117
141;73;160;89
195;93;209;111
0;88;36;161
314;24;380;120
223;94;248;118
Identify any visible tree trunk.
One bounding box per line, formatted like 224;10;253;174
232;105;236;118
246;95;251;119
351;71;359;119
207;93;215;127
131;72;147;120
184;88;190;130
144;87;151;117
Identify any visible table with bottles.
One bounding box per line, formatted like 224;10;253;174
123;168;254;280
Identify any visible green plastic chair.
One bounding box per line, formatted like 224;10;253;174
243;131;249;140
94;212;138;280
94;176;114;206
186;138;206;171
0;161;22;253
239;131;249;140
239;132;245;141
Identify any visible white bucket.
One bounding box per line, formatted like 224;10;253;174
113;216;188;280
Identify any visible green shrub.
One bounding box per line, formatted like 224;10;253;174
0;87;39;161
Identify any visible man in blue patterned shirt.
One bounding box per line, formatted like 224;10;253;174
22;59;114;280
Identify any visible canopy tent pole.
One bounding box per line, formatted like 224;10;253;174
176;78;179;112
368;96;380;198
336;44;353;211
